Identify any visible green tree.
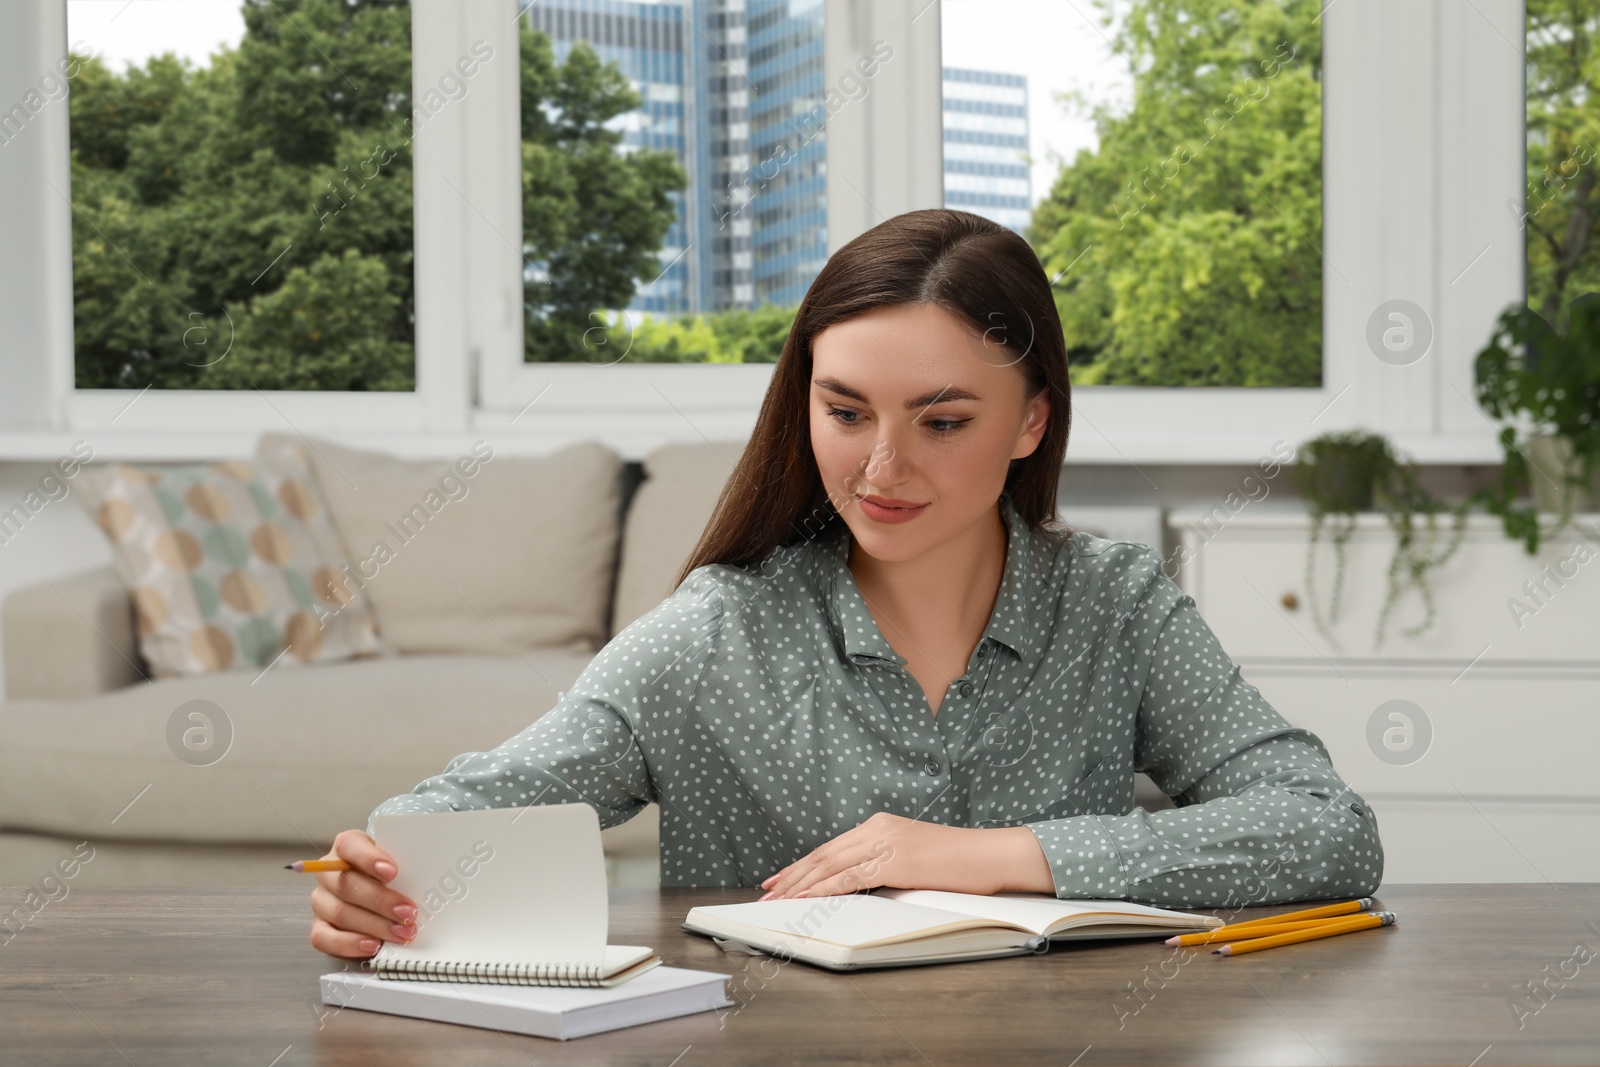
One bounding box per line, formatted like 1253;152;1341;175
704;303;795;363
68;0;685;388
1525;1;1600;330
1029;0;1323;386
580;303;796;363
518;31;686;362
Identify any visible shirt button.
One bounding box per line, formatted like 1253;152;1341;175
924;756;941;776
1350;802;1369;817
958;682;973;698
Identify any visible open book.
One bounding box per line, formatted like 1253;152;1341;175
683;888;1226;971
358;804;660;987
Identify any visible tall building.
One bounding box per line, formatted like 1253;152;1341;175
942;67;1031;234
523;0;825;316
745;0;826;307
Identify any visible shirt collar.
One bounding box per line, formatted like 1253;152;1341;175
820;491;1044;667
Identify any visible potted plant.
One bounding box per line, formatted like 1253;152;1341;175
1293;430;1469;651
1473;292;1600;553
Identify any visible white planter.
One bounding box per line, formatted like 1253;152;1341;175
1524;433;1598;515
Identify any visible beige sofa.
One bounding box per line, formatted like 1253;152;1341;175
0;436;1171;889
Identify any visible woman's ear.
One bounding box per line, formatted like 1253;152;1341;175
1013;395;1050;460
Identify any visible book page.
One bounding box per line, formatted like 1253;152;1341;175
687;894;998;948
876;889;1223;936
371;804;608;967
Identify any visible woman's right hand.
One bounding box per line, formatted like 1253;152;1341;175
307;829;419;959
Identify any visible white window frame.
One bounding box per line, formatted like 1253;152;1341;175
3;0;475;452
0;0;1525;465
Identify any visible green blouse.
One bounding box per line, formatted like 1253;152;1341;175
368;491;1384;907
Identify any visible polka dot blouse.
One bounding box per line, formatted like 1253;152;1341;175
368;491;1385;907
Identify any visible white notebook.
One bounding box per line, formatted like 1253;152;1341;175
683;888;1226;970
352;804;659;987
321;966;735;1041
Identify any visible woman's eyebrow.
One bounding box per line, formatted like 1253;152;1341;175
813;377;983;410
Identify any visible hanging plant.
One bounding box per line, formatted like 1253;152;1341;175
1471;292;1600;554
1293;430;1469;651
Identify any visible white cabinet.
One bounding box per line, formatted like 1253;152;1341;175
1169;504;1600;883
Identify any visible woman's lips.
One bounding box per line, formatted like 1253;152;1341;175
857;495;928;523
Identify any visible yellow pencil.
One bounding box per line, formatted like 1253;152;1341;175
1167;917;1364;946
284;859;351;873
1166;896;1374;945
1215;911;1396;955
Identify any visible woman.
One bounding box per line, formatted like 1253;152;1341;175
308;208;1382;960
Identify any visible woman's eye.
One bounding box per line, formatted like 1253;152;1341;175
824;408;967;435
824;406;860;425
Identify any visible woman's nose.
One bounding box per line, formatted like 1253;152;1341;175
861;438;902;482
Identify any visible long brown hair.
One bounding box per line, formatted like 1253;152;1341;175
672;208;1072;590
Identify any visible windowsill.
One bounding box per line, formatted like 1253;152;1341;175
0;426;1507;466
1168;502;1600;529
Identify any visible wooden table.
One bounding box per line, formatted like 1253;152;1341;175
1;884;1596;1065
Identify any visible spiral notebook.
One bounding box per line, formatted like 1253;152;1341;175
358;804;660;988
321;966;733;1041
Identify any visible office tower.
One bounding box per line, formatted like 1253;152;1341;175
942;67;1032;234
524;0;824;316
744;0;826;307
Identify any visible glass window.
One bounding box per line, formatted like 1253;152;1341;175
940;0;1324;387
66;0;416;391
1524;1;1600;330
518;0;818;364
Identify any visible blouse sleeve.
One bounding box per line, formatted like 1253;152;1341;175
364;572;727;836
1024;546;1385;907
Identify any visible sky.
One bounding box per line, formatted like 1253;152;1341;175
67;0;247;73
64;0;1132;209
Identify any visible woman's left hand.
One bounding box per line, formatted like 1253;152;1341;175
758;811;1053;900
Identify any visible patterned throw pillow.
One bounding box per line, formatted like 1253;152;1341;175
74;439;382;678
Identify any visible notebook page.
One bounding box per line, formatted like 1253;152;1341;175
876;889;1219;936
689;894;994;948
371;804;607;967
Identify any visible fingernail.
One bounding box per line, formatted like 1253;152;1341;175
390;922;414;941
758;891;773;902
374;860;397;880
760;876;775;888
793;891;809;899
358;938;380;955
392;903;416;921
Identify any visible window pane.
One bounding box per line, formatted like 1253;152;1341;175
519;0;819;364
1524;2;1600;329
942;0;1324;387
66;0;416;391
